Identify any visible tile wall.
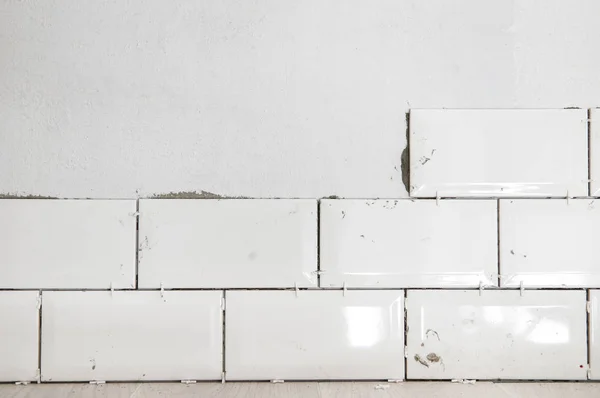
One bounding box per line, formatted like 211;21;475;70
1;109;599;382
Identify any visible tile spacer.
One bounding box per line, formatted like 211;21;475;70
36;368;41;384
160;282;166;302
181;380;196;384
436;192;440;206
587;301;592;313
388;379;403;383
271;379;284;383
520;281;524;296
479;281;483;296
343;282;347;297
221;372;226;384
566;190;571;205
295;283;299;298
110;282;114;296
588;368;592;379
89;381;106;385
36;293;42;311
15;381;30;385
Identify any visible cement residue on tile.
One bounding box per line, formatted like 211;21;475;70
0;193;58;199
149;190;244;199
400;111;410;194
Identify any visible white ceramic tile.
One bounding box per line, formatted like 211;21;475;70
589;290;600;380
406;290;587;380
0;200;136;289
41;291;223;382
138;199;317;288
500;199;600;287
410;109;588;197
226;290;404;380
0;291;39;382
320;199;497;288
591;109;600;196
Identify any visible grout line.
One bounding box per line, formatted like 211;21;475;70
317;200;321;288
588;108;592;197
135;199;140;289
0;287;593;292
403;289;408;381
497;199;501;287
222;290;226;382
5;379;600;385
587;289;591;374
37;290;42;383
406;110;411;196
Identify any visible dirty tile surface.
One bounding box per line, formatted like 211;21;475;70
226;290;404;380
41;291;223;382
406;290;587;380
320;199;497;288
138;199;317;288
409;109;588;197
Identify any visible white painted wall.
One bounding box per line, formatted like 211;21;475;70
1;0;599;198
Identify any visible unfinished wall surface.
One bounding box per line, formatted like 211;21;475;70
1;0;600;198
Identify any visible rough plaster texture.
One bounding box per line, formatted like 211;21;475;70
1;0;599;198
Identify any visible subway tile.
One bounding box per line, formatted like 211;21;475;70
588;290;600;379
41;291;222;382
320;199;497;288
591;109;600;195
409;109;588;197
0;200;136;289
406;290;587;380
500;199;600;287
0;291;39;382
138;199;317;288
225;290;404;380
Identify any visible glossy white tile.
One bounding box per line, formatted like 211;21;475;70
591;109;600;195
138;199;317;288
226;290;404;380
0;200;136;289
500;199;600;287
410;109;588;197
0;291;39;382
41;291;223;382
589;290;600;380
320;199;497;288
406;290;587;380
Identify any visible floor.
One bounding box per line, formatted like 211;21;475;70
1;382;600;398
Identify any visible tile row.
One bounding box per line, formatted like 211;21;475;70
2;198;600;289
1;289;598;382
409;109;596;197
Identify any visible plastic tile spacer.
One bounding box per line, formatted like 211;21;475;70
271;379;284;383
519;281;524;296
436;192;440;206
160;282;166;302
295;282;299;298
479;281;483;296
343;282;347;297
